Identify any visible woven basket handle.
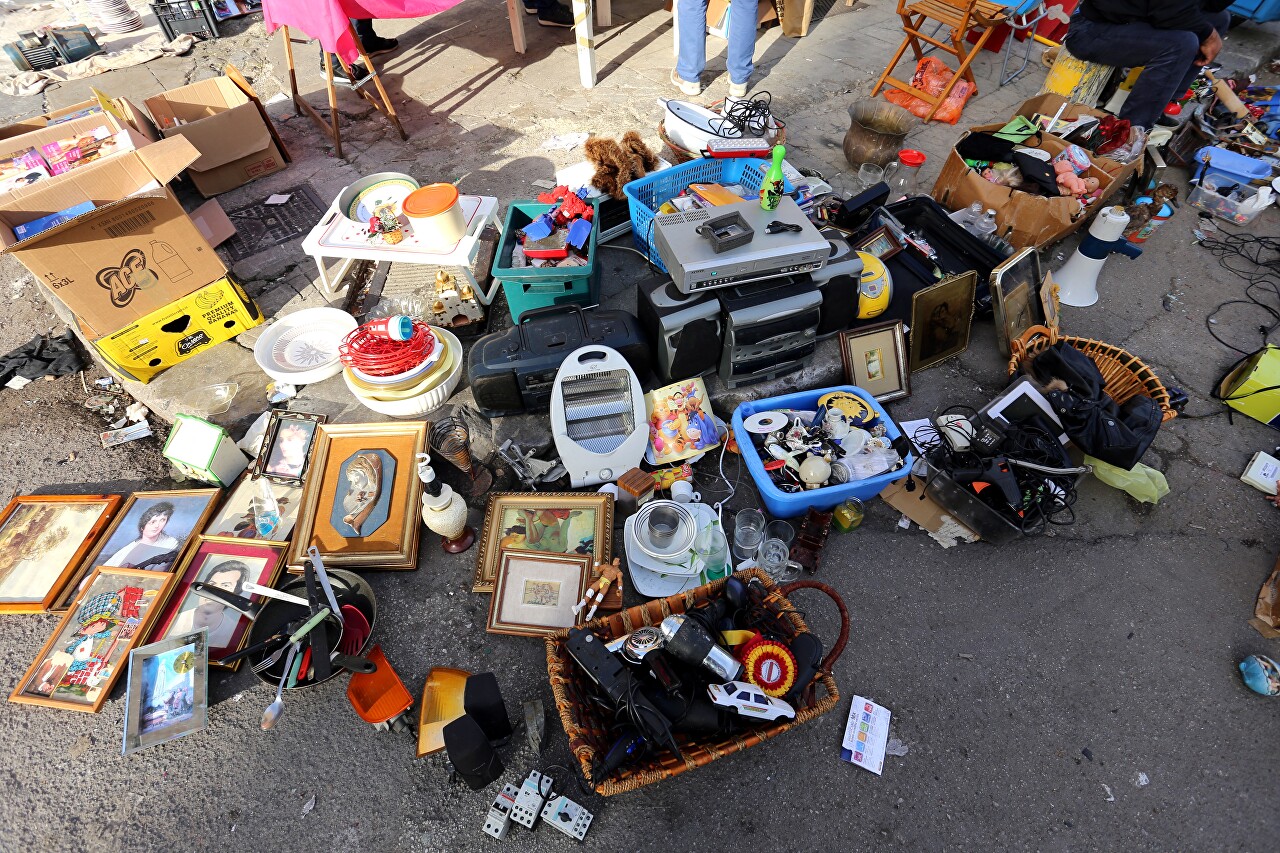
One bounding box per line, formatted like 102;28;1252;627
1007;323;1059;376
777;580;850;675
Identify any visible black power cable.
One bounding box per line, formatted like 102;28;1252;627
1199;232;1280;354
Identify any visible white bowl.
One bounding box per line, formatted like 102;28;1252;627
253;308;357;385
349;335;444;387
342;327;463;418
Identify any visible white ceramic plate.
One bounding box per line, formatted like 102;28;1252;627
253;307;357;384
625;502;720;597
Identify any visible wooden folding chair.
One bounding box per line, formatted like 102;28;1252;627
870;0;1008;122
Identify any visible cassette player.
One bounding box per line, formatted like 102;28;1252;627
654;196;828;294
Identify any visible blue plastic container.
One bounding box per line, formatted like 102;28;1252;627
1194;146;1271;186
623;157;795;272
1229;0;1280;23
732;385;912;519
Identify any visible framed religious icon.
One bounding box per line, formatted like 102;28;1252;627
486;551;591;638
990;247;1045;356
121;629;209;755
151;537;288;669
852;225;902;261
909;271;977;372
474;492;613;593
0;494;122;613
203;474;302;541
839;321;910;403
288;422;427;570
10;566;178;713
53;489;220;612
251;410;326;486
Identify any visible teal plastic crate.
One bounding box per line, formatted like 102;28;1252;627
491;200;600;322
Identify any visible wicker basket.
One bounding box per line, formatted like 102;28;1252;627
545;569;845;796
1007;324;1177;423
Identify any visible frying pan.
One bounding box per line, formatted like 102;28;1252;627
197;569;378;688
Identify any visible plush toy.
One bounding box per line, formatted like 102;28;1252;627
584;132;660;199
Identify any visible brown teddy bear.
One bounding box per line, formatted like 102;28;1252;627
585;131;660;199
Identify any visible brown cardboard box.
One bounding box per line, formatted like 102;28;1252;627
0;90;158;143
930;123;1124;249
0;135;228;337
144;66;289;197
1012;93;1140;188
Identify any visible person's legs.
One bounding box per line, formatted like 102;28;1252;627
676;0;709;84
351;18;398;55
724;0;757;87
1065;16;1200;129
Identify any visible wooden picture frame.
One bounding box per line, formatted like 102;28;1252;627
53;489;220;612
122;629;209;755
0;494;122;613
853;225;902;261
990;247;1045;356
251;410;326;486
487;551;591;638
909;271;977;372
150;537;288;670
10;566;178;713
287;422;427;570
203;473;302;541
839;321;910;403
474;492;613;593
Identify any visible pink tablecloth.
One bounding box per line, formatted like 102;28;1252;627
263;0;466;63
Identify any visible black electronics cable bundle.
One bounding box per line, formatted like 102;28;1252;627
709;92;786;139
1200;232;1280;354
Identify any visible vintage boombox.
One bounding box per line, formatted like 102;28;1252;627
637;277;723;384
467;305;649;418
717;273;822;389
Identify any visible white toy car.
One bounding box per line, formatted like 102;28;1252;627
707;681;796;722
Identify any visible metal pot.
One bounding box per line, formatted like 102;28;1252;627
843;101;920;169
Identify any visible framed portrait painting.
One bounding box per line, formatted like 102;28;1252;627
53;489;220;612
288;422;427;570
122;629;209;755
0;494;122;613
151;537;287;668
203;474;302;541
990;248;1045;356
10;566;177;713
909;271;977;372
474;492;613;593
839;321;910;403
252;410;326;486
486;551;591;638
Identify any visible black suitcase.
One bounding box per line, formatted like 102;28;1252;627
467;304;649;419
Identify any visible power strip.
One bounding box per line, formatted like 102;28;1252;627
482;784;519;840
510;770;553;829
541;793;593;842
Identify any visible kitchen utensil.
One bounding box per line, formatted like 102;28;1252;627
632;500;697;561
302;559;332;683
307;546;344;625
251;646;288;675
192;581;267;620
287;647;306;688
339;605;371;655
240;582;309;608
331;652;377;674
219;633;286;668
261;642;298;731
347;645;413;732
417;667;470;757
732;508;765;562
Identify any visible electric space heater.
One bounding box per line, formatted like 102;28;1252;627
551;346;647;488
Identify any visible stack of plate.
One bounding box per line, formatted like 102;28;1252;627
253;307;357;385
343;326;463;418
88;0;143;33
623;500;719;597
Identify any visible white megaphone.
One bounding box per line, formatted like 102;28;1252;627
1055;206;1143;308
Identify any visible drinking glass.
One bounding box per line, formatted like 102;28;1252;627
856;163;884;191
732;508;765;563
755;537;799;582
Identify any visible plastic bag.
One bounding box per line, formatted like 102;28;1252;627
1084;455;1169;503
884;57;977;125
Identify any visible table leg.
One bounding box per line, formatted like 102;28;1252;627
597;0;611;27
347;23;408;141
281;27;302;116
323;52;343;159
507;0;527;53
572;0;597;89
315;256;358;299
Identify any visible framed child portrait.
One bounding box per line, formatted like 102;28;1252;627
0;494;122;613
122;629;209;755
839;321;910;403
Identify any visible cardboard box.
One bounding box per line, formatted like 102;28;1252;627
0;90;158;143
0;135;227;337
1012;93;1140;189
930;122;1125;250
94;275;262;383
144;66;289;197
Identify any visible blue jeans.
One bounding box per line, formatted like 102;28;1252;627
1064;10;1230;130
676;0;756;86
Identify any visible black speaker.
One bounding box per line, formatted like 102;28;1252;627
464;672;513;743
638;278;723;383
444;714;505;790
814;273;861;339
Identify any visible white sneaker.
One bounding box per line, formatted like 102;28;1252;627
728;81;748;99
671;68;700;97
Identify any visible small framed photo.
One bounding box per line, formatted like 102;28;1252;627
909;271;977;372
203;474;302;541
0;494;122;613
486;551;591;638
853;225;902;261
839;321;910;403
122;629;209;755
252;411;326;486
990;247;1045;355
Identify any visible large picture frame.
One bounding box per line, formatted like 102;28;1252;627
251;410;327;487
288;422;427;570
474;492;613;593
10;566;178;713
839;321;910;403
203;473;302;541
486;551;591;638
53;489;220;612
0;494;122;613
990;248;1045;356
151;537;288;669
909;271;977;372
122;629;209;755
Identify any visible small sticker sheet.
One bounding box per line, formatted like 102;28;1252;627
840;695;891;775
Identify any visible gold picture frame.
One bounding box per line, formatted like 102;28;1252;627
0;494;122;614
473;492;613;593
486;551;591;638
10;566;178;713
838;321;910;403
287;421;427;571
52;489;221;612
990;247;1045;356
909;271;977;372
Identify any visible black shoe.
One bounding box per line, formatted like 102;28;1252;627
523;0;538;13
332;60;371;86
360;35;399;57
538;3;574;27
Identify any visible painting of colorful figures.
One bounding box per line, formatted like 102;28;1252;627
10;567;173;713
645;377;722;466
473;493;613;593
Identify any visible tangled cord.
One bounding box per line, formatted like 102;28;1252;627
1200;232;1280;354
708;92;785;139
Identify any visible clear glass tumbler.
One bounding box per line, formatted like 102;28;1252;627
732;508;765;563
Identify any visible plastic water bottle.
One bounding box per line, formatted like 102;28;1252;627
959;201;983;233
973;209;999;240
254;478;281;538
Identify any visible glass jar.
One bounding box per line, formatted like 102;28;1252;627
887;149;926;201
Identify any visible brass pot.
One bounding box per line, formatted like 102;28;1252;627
843;101;920;169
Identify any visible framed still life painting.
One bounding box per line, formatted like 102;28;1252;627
474;492;613;593
288;422;427;570
0;494;122;613
486;551;591;638
122;629;209;755
10;566;177;713
53;488;219;612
